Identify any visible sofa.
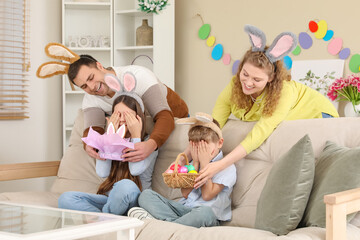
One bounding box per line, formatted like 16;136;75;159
1;109;360;240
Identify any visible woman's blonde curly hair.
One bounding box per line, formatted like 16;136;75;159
231;48;291;117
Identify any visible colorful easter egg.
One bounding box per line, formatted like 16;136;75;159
164;169;174;173
308;21;318;33
298;32;313;49
314;20;327;39
349;54;360;73
327;38;343;55
338;48;350;60
223;53;231;65
188;170;198;174
206;36;215;47
211;44;223;61
185;165;195;172
232;60;241;75
292;45;301;56
283;56;293;70
323;30;334;41
198;24;211;40
179;166;188;173
170;164;181;171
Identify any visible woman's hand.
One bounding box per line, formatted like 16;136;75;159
106;112;121;131
194;161;222;189
124;111;142;138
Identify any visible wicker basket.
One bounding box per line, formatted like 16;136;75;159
162;153;198;188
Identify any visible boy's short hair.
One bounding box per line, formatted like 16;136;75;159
188;119;220;143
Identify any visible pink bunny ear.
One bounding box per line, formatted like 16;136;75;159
105;74;122;92
123;72;136;92
244;25;266;52
265;32;297;63
107;122;116;135
116;124;126;138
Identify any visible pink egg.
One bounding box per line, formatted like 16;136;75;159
179;166;188;173
165;169;174;174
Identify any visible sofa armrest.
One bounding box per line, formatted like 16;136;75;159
324;188;360;240
0;161;60;181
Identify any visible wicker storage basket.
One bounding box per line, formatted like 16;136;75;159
162;153;198;188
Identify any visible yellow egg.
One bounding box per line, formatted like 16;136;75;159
188;170;198;174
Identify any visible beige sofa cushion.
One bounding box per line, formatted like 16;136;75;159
220;117;360;228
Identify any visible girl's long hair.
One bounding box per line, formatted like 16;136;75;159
231;48;291;117
97;95;145;195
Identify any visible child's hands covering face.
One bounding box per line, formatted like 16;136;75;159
189;141;199;171
124;111;142;138
106;112;121;131
197;141;212;168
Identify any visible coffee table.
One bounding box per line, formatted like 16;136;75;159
0;201;143;240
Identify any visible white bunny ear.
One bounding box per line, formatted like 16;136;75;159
45;43;80;63
107;122;116;135
265;32;297;63
195;112;213;123
244;25;266;52
36;61;69;78
123;72;137;92
105;74;122;92
176;117;197;125
116;124;126;138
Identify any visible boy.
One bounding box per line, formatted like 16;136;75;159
128;113;237;228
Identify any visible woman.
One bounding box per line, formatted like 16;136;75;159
194;25;338;188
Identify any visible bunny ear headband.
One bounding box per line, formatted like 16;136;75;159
105;73;145;112
36;42;80;79
176;112;222;139
244;25;297;63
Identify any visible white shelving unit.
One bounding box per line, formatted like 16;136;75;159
62;0;113;153
62;0;174;154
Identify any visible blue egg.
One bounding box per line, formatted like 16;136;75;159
323;30;334;41
211;44;223;61
283;56;292;70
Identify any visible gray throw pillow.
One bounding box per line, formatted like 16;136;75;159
301;141;360;227
255;134;315;235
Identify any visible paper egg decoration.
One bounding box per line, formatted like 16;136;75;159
323;30;334;41
283;56;293;70
292;45;301;56
298;32;313;49
308;21;318;33
338;48;350;60
211;44;223;61
327;38;343;55
223;53;231;65
349;54;360;73
232;60;241;75
198;24;211;40
207;36;215;47
314;20;328;39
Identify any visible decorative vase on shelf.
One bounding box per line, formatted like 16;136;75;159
344;101;360;117
136;19;153;46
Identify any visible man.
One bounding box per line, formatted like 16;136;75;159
68;55;189;162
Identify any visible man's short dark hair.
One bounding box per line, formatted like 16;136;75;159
68;55;98;85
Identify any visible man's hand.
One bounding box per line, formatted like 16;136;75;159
122;139;157;162
85;144;105;160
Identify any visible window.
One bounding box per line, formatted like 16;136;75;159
0;0;30;120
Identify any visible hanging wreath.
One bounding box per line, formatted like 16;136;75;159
138;0;168;14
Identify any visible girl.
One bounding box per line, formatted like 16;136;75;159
58;94;158;215
194;25;339;188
